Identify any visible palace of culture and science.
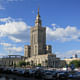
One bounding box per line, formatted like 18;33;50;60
0;9;65;67
24;9;64;68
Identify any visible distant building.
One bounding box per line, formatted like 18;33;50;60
0;55;24;66
24;9;64;68
64;54;80;64
72;54;78;58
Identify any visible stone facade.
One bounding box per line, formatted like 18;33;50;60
0;55;24;66
24;8;51;57
64;54;79;64
24;45;31;57
30;9;46;56
0;9;65;68
64;58;80;64
46;45;52;53
24;9;63;68
31;25;46;56
25;54;60;68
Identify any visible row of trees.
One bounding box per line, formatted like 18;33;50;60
17;61;41;67
69;60;80;68
65;60;80;69
13;60;80;68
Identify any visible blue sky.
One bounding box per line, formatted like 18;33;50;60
0;0;80;59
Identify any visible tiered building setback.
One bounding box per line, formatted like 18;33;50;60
24;9;63;67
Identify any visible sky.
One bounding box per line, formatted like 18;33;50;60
0;0;80;59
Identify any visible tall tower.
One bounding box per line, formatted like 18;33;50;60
30;8;46;57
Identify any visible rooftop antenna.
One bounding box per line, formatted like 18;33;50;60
38;5;40;14
38;7;39;15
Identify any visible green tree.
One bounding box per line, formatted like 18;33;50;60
18;61;26;67
37;64;41;67
45;60;48;67
31;60;34;66
69;60;80;68
14;63;16;68
26;62;30;65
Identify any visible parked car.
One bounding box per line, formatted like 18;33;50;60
68;72;80;79
12;69;18;74
24;69;30;77
43;72;53;80
56;71;69;80
5;68;12;74
0;67;4;73
49;70;58;79
29;69;36;77
34;69;43;79
17;69;25;76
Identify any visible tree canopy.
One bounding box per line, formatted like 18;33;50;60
69;60;80;68
26;62;30;65
18;61;26;67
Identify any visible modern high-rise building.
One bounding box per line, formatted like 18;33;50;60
24;9;64;67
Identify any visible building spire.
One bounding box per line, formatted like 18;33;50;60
38;8;40;17
37;8;40;19
35;8;42;27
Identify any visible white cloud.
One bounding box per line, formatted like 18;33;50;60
0;42;23;54
1;18;80;43
0;0;23;10
9;36;22;42
0;53;7;58
0;17;14;22
6;46;23;53
0;21;27;35
55;50;80;59
51;24;56;30
0;17;30;42
67;50;80;56
0;42;12;47
46;25;80;42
